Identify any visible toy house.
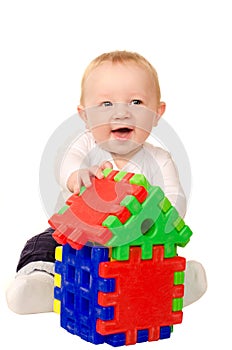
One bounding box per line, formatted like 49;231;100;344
49;169;192;346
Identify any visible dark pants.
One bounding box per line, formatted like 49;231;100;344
16;227;60;272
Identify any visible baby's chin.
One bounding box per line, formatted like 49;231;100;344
97;139;142;156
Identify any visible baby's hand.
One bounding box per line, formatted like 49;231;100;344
67;161;113;194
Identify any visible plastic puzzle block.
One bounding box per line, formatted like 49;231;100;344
49;208;112;250
95;169;192;259
49;174;148;249
54;243;183;346
104;326;171;347
97;245;185;345
103;189;192;259
51;169;193;346
102;185;164;247
54;244;116;344
49;169;192;253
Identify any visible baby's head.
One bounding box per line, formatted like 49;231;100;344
80;51;162;106
78;51;166;157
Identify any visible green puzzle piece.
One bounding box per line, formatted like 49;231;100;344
102;182;192;260
102;186;164;248
111;204;192;260
102;169;192;260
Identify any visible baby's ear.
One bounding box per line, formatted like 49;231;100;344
153;102;166;126
77;105;88;125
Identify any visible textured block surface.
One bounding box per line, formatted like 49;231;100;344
49;174;148;249
54;244;115;344
97;245;185;345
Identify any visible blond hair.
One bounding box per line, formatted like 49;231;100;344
80;50;161;105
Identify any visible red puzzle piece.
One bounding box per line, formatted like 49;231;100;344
49;209;112;249
97;246;185;345
67;177;147;210
49;177;148;248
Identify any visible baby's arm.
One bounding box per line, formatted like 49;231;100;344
59;132;113;194
146;143;187;218
161;152;187;218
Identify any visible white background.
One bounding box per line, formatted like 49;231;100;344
0;0;231;348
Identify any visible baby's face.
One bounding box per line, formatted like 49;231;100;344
79;61;162;156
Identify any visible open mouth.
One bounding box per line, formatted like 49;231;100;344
111;127;133;140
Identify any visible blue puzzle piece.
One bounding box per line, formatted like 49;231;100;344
104;327;171;346
105;333;126;347
160;326;171;339
137;329;149;343
56;244;115;344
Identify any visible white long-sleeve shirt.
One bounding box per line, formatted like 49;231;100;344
58;131;186;218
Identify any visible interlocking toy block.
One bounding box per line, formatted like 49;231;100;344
54;243;115;344
49;173;147;249
50;169;193;346
54;243;185;346
49;169;192;254
101;169;192;259
97;245;185;345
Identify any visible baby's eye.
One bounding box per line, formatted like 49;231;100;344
130;99;142;105
101;101;113;107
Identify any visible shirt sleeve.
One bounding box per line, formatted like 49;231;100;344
59;131;95;191
145;144;187;218
161;151;187;218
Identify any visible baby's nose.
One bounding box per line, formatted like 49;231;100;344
112;104;130;119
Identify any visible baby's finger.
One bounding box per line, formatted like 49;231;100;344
74;174;82;193
89;165;104;180
73;183;80;194
101;161;113;170
94;168;105;180
81;170;93;188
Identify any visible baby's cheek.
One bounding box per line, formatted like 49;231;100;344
91;125;110;143
136;118;154;133
135;127;151;143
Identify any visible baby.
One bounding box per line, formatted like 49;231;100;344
6;50;207;314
